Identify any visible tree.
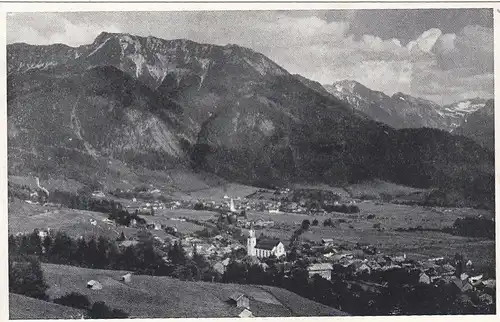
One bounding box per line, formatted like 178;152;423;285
223;261;248;284
312;219;319;226
49;232;75;263
96;236;110;268
301;219;311;230
84;237;99;268
323;218;333;227
73;237;87;266
8;235;17;255
42;234;52;257
168;242;186;266
9;256;49;300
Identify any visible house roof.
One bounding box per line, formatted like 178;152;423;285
238;309;253;318
308;263;333;271
229;292;246;301
255;239;281;250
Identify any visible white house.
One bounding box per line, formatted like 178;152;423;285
307;263;333;281
247;228;285;258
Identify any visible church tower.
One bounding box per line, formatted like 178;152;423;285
247;225;256;256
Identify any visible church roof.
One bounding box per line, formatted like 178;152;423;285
255;239;281;250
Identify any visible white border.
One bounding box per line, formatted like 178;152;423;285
0;2;498;322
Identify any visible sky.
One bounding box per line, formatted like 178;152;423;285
7;9;494;105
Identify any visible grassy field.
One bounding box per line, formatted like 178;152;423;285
39;263;346;318
242;199;494;268
8;199;137;239
9;293;84;320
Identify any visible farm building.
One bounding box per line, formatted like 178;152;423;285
121;273;132;283
238;309;254;318
307;263;333;281
419;272;431;284
228;293;250;309
86;280;102;290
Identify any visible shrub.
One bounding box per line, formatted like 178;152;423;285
193;202;205;211
323;218;333;227
88;301;129;319
53;292;91;310
312;219;319;226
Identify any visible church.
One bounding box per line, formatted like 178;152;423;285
247;228;286;258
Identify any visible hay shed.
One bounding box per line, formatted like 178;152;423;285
238;309;254;318
121;273;132;283
86;280;103;290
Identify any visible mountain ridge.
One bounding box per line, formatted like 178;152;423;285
322;79;489;131
7;32;495;209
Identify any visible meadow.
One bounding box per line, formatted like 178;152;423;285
38;263;345;318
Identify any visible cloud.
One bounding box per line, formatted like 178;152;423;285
6;11;493;104
433;25;493;75
7;12;122;46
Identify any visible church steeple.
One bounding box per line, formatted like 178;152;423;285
247;224;256;256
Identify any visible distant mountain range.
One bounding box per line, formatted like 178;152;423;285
320;80;489;132
7;32;494;209
454;99;494;151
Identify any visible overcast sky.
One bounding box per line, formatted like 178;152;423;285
7;9;494;105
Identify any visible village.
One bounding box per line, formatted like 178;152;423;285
10;180;497;315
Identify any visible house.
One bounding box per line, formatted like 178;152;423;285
228;293;250;309
222;258;231;267
357;263;372;274
121;273;132;283
439;264;456;275
307;263;333;281
366;261;382;271
38;230;49;240
452;277;474;293
482;279;496;289
419;272;431;284
468;274;483;285
120;240;139;248
213;262;225;275
321;238;334;245
238;309;254;318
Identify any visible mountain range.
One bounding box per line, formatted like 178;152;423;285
7;32;495;209
321;80;490;133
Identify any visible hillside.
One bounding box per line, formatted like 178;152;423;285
7;32;495;208
9;293;84;319
454;99;494;151
40;263;347;318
